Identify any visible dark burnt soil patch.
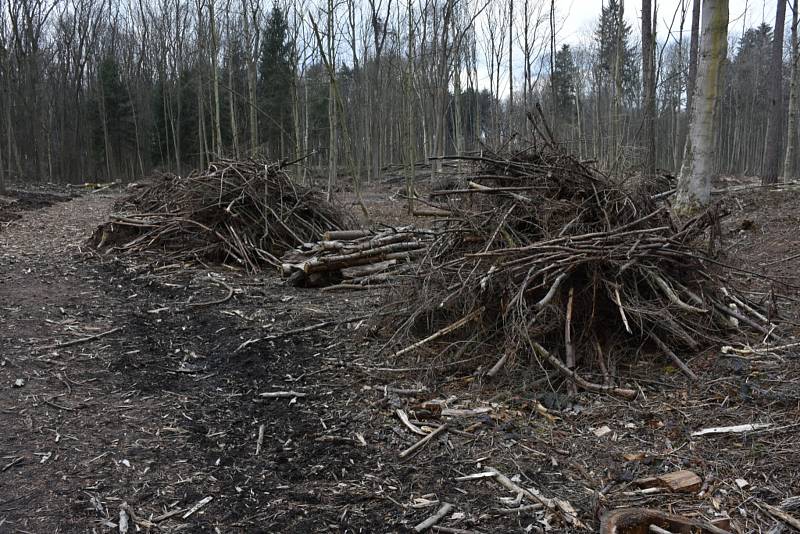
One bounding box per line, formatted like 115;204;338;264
0;186;80;223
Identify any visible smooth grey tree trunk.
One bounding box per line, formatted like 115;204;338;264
674;0;729;216
783;0;799;179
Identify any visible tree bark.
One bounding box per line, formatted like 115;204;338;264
642;0;656;176
674;0;729;216
762;0;787;184
686;0;701;120
783;0;799;179
208;0;223;157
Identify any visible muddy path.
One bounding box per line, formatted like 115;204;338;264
0;194;409;532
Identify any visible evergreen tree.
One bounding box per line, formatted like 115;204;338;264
594;0;639;102
258;3;294;158
551;44;577;118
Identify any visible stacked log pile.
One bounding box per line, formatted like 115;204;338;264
382;144;777;394
91;159;355;272
281;228;431;287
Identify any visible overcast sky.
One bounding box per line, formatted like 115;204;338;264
558;0;782;45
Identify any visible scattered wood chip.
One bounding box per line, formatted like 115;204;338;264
593;425;612;438
118;506;129;533
735;478;749;489
623;452;646;462
635;470;702;493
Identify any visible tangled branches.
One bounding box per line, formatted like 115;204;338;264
387;145;771;394
93;158;356;272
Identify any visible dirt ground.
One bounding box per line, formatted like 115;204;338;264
0;179;799;533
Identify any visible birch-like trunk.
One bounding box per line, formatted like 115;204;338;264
674;0;729;216
783;0;799;179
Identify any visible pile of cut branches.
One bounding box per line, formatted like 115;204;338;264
93;159;355;271
281;227;431;288
385;145;775;395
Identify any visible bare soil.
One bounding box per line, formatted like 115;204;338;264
0;179;798;533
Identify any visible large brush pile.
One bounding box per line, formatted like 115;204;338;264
386;146;773;395
93;159;355;272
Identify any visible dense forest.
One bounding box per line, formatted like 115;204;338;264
0;0;796;190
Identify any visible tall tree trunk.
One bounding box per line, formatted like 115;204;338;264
319;0;337;202
642;0;656;176
686;0;701;120
406;0;416;213
228;52;239;158
762;0;787;184
783;0;799;179
507;0;513;134
610;0;625;171
242;0;258;154
674;0;729;215
208;0;223;157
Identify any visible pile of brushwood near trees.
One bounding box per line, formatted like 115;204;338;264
382;144;777;396
92;158;356;272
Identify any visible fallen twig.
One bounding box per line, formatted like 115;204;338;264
399;424;448;459
39;326;122;350
691;423;773;437
414;502;453;532
182;496;213;519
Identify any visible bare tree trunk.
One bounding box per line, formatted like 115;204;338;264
242;0;259;154
762;0;787;184
405;0;416;213
326;0;337;202
208;0;223;157
507;0;513;134
674;0;729;215
783;0;799;179
610;0;625;171
673;0;687;170
686;0;700;120
642;0;656;176
549;0;556;122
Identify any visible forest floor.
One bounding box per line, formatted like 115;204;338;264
0;178;799;533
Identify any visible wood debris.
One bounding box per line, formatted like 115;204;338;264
382;144;776;389
414;502;454;532
691;423;773;437
280;226;431;287
91;158;355;272
634;470;702;493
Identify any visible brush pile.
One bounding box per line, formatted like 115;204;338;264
386;145;774;395
92;159;355;272
280;227;431;287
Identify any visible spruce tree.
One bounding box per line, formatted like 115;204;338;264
551;44;577;119
595;0;639;103
258;3;294;158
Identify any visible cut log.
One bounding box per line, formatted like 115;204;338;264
634;470;702;493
